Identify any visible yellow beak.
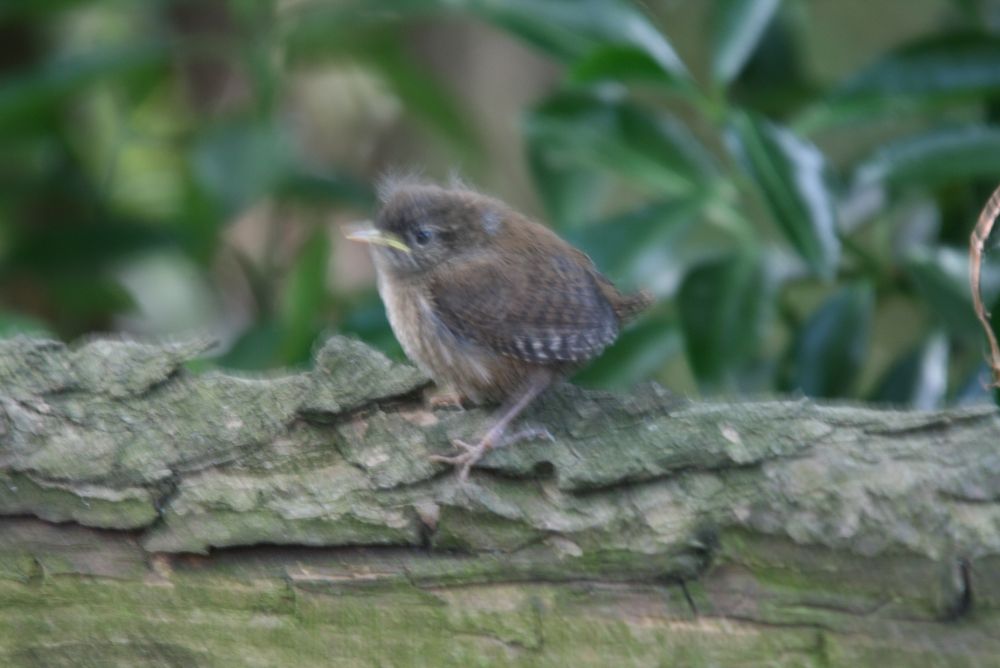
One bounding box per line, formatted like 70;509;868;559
345;224;411;254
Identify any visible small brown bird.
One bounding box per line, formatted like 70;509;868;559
347;178;651;481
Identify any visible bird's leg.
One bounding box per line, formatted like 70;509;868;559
430;371;554;481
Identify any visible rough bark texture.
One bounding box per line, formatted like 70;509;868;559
1;335;999;667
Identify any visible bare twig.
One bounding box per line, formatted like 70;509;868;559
970;184;1000;388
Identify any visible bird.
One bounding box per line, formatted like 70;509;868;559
347;177;652;481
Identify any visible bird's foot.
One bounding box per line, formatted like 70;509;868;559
429;426;554;482
429;438;492;482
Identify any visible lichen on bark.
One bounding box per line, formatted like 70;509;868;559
2;335;1000;666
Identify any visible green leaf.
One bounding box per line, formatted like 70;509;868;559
277;170;374;209
0;43;166;133
841;31;1000;100
280;3;373;56
0;0;89;18
2;220;176;275
0;312;53;338
906;247;982;341
280;227;330;364
286;0;687;75
192;120;289;215
217;321;284;370
568;45;689;90
527;89;715;225
804;32;1000;129
174;172;227;264
727;112;840;278
726;13;814;118
527;145;608;230
711;0;781;85
783;283;874;398
283;0;685;159
574;312;680;389
678;252;767;389
567;199;699;276
457;0;687;78
870;332;949;409
855;125;1000;187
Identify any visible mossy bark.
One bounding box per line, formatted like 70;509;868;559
1;335;999;667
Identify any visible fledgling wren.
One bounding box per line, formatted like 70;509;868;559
347;178;652;481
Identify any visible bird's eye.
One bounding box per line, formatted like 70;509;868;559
413;227;433;246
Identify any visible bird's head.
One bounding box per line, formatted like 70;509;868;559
347;181;508;276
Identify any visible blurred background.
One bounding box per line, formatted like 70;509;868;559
3;0;1000;406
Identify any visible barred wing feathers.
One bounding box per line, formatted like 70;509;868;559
428;253;620;365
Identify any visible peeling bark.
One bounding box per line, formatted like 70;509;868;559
1;335;999;667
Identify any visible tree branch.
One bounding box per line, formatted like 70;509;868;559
2;335;999;666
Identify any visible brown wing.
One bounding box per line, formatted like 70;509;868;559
428;251;619;365
568;246;654;323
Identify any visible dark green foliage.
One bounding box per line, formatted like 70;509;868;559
678;252;766;389
2;0;998;406
525;90;715;225
726;111;840;278
782;284;874;399
870;333;948;409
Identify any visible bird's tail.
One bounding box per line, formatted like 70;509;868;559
612;289;654;323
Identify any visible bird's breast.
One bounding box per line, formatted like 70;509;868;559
376;272;526;404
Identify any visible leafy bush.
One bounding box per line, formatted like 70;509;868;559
2;0;998;406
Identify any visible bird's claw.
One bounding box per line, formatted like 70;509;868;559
429;426;554;482
429;438;492;482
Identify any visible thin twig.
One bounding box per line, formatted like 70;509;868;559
970;184;1000;388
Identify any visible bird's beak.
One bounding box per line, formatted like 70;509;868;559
345;224;411;254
